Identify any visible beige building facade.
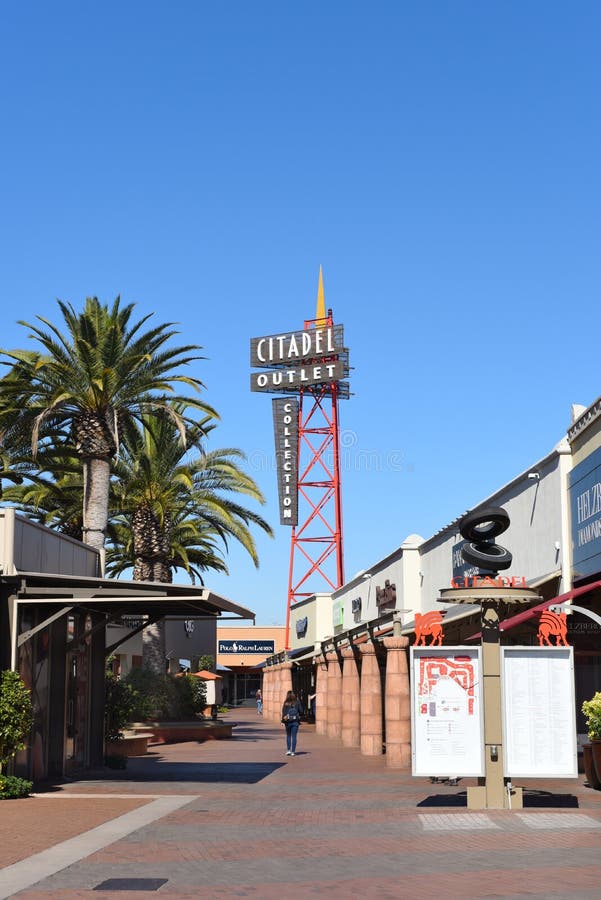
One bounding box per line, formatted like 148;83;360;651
262;399;601;767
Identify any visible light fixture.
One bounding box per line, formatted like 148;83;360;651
527;471;540;480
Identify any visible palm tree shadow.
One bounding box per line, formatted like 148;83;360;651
37;758;285;788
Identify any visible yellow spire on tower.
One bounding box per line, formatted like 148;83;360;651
315;265;326;324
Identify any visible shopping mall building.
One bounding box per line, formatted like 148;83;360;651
0;508;254;781
4;395;601;778
261;396;601;766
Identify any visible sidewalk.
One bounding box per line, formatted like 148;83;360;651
1;708;601;898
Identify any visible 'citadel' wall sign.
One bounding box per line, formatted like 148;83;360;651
450;575;527;590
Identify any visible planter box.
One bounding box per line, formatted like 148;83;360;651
583;744;601;789
105;732;154;758
129;720;232;745
590;740;601;789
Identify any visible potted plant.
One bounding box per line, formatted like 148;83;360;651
0;670;34;799
581;691;601;789
104;668;136;769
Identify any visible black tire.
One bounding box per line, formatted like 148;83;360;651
461;541;513;570
459;506;510;542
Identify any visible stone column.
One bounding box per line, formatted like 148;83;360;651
326;651;343;741
274;664;283;720
341;646;361;748
268;664;279;721
269;666;278;720
279;662;293;717
315;655;328;735
359;642;383;756
263;666;274;720
383;636;411;768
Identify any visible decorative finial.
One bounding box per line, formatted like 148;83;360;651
315;266;326;323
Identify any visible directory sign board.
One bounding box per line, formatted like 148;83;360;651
501;646;577;778
411;646;484;777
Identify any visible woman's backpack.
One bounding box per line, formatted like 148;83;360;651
283;704;299;723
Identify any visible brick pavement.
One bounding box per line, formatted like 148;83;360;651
0;798;151;867
2;708;601;898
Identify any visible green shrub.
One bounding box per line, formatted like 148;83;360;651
123;669;206;721
582;691;601;741
0;670;34;773
0;774;33;799
171;675;206;718
195;654;215;673
105;671;137;742
124;667;170;720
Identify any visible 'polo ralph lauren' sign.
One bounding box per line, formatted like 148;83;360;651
218;640;275;654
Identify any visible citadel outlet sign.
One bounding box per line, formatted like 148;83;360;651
250;322;349;525
250;325;345;392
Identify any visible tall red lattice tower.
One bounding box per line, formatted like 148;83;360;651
285;268;349;648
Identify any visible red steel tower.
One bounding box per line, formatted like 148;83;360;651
284;268;349;648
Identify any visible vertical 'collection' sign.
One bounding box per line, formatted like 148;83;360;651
272;398;299;525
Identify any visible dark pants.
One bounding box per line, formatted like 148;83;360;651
285;722;299;753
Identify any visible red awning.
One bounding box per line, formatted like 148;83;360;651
466;578;601;641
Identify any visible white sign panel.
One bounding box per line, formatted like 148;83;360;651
411;646;484;777
501;647;577;778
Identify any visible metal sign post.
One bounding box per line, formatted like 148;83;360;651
439;507;539;810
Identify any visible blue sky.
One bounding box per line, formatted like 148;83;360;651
1;2;600;624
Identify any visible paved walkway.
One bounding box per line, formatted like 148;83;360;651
2;709;601;898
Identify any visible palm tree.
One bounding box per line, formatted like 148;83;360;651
1;442;85;539
0;297;215;563
106;410;273;583
106;410;273;671
0;435;30;498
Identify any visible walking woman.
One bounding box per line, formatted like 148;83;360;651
281;690;303;756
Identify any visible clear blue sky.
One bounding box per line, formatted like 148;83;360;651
1;2;600;624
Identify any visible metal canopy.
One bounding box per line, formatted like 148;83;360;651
6;570;255;621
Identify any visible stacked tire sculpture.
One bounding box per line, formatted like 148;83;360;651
460;506;513;574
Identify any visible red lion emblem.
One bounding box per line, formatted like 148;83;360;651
414;611;444;646
537;611;569;646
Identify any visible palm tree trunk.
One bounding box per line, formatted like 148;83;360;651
82;456;110;571
143;620;167;675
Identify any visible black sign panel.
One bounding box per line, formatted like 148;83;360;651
376;580;396;611
251;359;345;393
295;616;308;637
272;398;298;525
250;325;345;368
